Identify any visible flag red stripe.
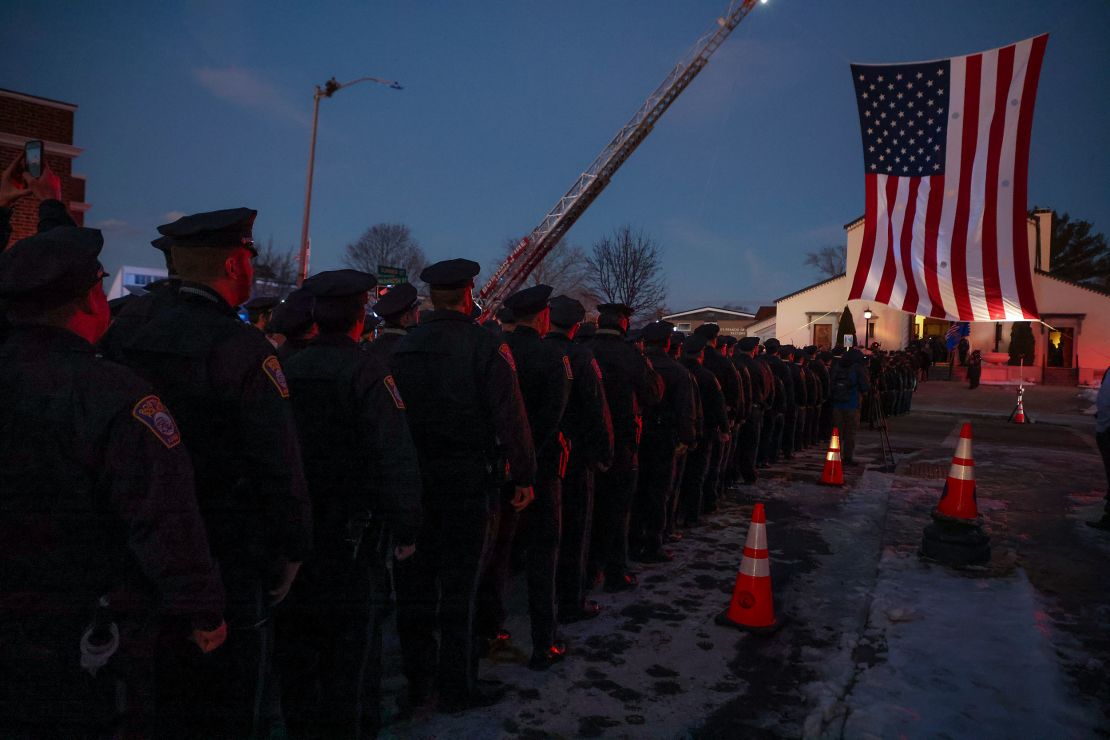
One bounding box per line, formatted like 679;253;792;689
874;176;900;304
1012;35;1047;319
923;174;946;318
981;44;1014;320
950;54;982;321
850;174;879;300
899;178;921;313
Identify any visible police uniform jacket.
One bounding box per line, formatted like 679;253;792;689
765;354;795;409
277;337;313;364
736;352;767;406
545;332;614;468
642;346;697;448
391;309;536;493
682;357;728;439
120;283;312;586
789;361;810;407
100;278;182;361
283;333;423;548
702;344;742;421
506;326;572;481
0;326;225;643
362;327;406;366
586;330;664;470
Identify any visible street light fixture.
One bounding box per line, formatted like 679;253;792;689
863;307;873;346
297;75;403;285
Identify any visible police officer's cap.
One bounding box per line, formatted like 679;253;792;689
302;269;377;298
245;294;282;311
781;344;797;357
641;320;675;343
0;227;106;308
504;284;552;316
496;306;516;324
151;235;174;252
803;345;818;356
672;330;686;346
693;322;720;340
268;288;315;336
596;302;632;318
738;336;760;352
420;258;480;289
157;207;258;255
683;334;707;354
720;335;737;347
549;295;585;327
373;282;419;317
764;338;782;352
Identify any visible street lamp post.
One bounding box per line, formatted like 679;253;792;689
863;307;873;346
297;75;403;285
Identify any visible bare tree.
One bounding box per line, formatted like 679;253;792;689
253;237;298;296
585;225;667;321
803;244;847;278
495;236;596;305
342;223;428;286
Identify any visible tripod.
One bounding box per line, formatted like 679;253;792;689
1006;384;1033;423
869;389;895;470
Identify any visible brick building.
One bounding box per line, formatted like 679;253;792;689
0;88;89;241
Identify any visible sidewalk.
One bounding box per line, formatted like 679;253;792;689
909;379;1096;429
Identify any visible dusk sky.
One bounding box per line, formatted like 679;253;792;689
3;1;1107;310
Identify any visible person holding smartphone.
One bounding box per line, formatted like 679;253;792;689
1;143;72;251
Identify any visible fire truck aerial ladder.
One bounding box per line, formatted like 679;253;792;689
478;0;764;320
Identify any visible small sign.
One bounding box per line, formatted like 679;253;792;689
377;265;408;285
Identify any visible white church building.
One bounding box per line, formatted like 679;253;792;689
771;208;1110;386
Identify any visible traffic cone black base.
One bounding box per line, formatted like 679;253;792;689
920;520;991;567
714;609;786;635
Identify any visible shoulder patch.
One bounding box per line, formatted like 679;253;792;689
562;355;574;380
591;358;603;381
383;374;406;410
498;343;517;372
262;355;290;398
132;395;182;449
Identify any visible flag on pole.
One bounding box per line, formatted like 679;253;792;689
945;321;970;351
847;35;1047;322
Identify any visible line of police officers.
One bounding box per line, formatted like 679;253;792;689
0;201;905;738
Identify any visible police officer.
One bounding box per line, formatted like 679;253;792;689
477;284;571;670
585;303;663;592
276;269;422;737
723;335;752;486
390;258;535;711
364;282;419;365
678;334;729;527
245;294;281;331
633;321;696;562
734;336;766;483
692;324;739;514
269;287;317;363
784;346;809;453
545;296;613;624
117;208;312;738
100;236;181;360
756;339;783;468
762;339;796;461
0;227;226;737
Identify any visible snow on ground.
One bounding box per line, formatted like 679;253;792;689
839;551;1095;739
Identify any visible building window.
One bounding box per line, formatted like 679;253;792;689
677;323;691;332
127;273;157;286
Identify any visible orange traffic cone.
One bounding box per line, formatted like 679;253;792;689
1013;395;1026;424
921;422;991;566
819;427;845;486
715;503;780;634
934;422;978;522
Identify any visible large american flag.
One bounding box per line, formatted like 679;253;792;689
848;35;1047;321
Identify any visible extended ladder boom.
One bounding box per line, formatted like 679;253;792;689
478;0;760;320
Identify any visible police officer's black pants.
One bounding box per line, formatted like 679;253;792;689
667;451;687;536
701;438;724;512
680;439;711;525
590;465;638;581
277;548;388;739
757;409;778;465
395;494;493;704
780;407;797;459
738;407;762;483
476;479;562;653
157;580;275;739
632;434;677;554
557;457;595;617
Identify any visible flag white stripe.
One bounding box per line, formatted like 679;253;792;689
909;175;933;315
996;39;1032;320
863;175;890;298
887;178;911;309
964;48;998;322
935;55;965;320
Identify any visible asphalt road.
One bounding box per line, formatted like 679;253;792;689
379;394;1109;738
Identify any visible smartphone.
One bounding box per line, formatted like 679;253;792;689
25;140;43;179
